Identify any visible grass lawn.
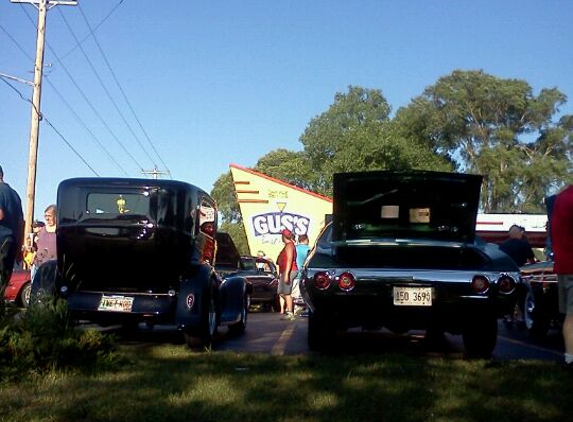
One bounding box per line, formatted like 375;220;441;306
1;343;572;422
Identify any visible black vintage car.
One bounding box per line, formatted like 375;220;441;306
301;170;522;358
31;177;249;347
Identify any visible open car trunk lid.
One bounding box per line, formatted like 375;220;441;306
332;170;483;244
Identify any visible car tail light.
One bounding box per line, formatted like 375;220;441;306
497;274;517;295
471;275;490;294
338;272;355;292
313;272;331;290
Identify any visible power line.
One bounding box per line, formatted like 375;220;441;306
5;7;129;176
77;3;172;177
45;78;130;176
57;6;157;168
1;75;99;176
59;0;124;61
19;3;146;174
2;19;129;176
0;23;33;60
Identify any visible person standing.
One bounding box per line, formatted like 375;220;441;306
551;184;573;373
0;165;24;317
499;224;536;267
293;234;310;316
276;228;297;321
31;204;57;280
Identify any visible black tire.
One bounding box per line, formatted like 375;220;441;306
524;288;550;339
184;281;218;349
462;316;498;359
29;261;59;307
308;309;335;351
19;282;32;308
229;293;249;335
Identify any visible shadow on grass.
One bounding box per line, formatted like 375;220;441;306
2;333;573;422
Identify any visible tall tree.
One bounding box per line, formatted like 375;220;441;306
254;149;314;190
210;171;250;254
299;85;451;196
395;70;572;212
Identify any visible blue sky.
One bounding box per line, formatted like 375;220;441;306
1;0;572;221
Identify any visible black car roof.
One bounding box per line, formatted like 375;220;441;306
58;177;209;196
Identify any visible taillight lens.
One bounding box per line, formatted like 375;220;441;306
471;275;490;294
313;272;331;290
338;272;355;292
497;274;517;294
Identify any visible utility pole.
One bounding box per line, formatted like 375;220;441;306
142;166;170;180
10;0;77;243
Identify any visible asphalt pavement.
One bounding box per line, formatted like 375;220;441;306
109;310;565;362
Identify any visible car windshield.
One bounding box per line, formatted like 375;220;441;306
241;258;257;271
242;257;275;274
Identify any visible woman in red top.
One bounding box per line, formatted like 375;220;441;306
276;228;297;320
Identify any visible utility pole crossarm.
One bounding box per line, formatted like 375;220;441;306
11;1;78;6
142;166;170;180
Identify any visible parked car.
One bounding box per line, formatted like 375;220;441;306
517;194;562;338
300;170;522;358
30;177;249;347
519;260;561;338
239;256;279;311
3;269;32;308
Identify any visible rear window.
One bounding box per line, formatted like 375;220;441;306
86;192;151;219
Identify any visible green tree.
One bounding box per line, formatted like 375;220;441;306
300;85;451;196
395;70;572;212
210;172;249;255
254;149;314;190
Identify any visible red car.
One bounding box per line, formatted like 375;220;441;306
3;269;32;308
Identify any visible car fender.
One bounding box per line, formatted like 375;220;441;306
175;263;214;329
29;260;60;304
219;274;248;325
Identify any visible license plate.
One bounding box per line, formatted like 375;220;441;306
393;286;432;306
98;295;134;312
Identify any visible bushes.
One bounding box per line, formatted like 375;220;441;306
0;299;122;381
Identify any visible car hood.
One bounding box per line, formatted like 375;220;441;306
332;170;483;244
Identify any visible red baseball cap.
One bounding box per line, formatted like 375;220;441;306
281;228;294;239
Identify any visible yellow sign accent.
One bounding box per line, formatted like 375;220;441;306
230;164;333;261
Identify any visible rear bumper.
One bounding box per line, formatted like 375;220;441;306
249;283;277;304
303;276;518;333
66;291;178;325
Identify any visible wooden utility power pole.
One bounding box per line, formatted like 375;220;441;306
10;0;77;243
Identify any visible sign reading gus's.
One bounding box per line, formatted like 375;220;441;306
230;164;333;261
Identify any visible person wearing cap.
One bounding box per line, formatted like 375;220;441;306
0;164;24;316
276;228;298;320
